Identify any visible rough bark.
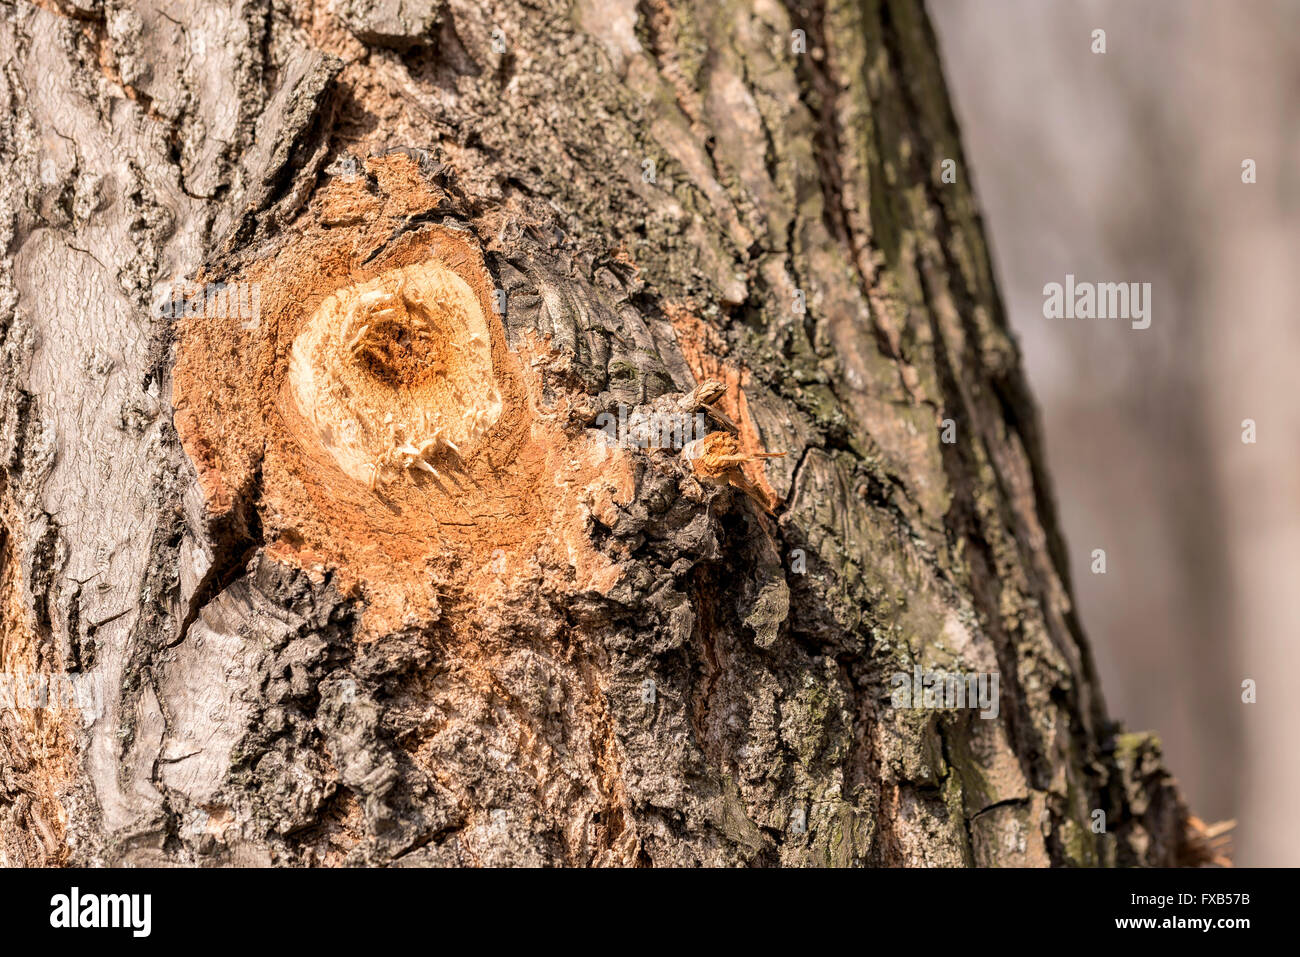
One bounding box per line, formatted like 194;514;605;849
0;0;1215;867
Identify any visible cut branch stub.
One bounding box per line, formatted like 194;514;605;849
288;261;502;489
173;155;632;631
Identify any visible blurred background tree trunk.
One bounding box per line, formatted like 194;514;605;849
929;0;1298;865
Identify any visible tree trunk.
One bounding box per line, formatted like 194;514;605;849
0;0;1215;867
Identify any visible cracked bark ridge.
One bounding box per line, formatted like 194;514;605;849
335;0;441;51
0;0;1215;866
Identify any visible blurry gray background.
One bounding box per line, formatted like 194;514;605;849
929;0;1300;866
